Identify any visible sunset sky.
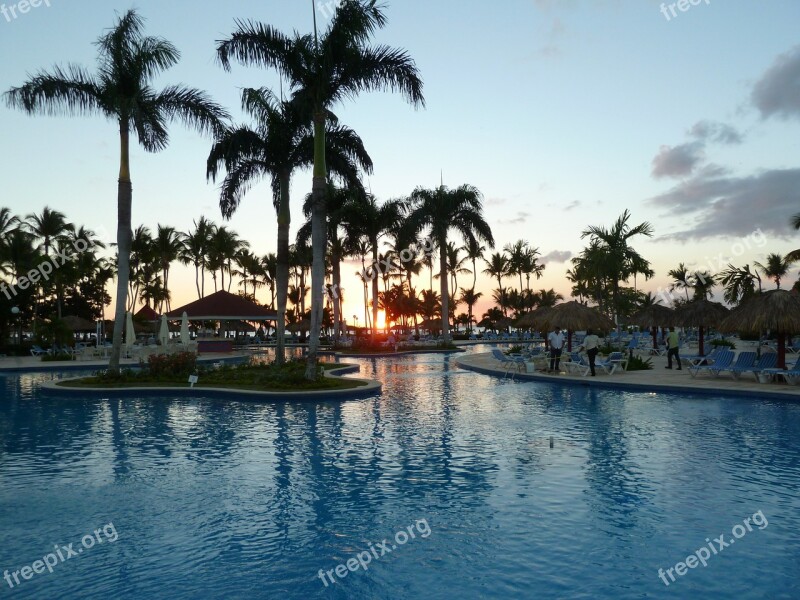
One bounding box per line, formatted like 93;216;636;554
1;0;799;323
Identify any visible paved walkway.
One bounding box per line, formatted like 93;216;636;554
456;351;800;400
0;352;249;372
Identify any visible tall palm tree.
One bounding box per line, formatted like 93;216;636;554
667;262;691;302
405;184;494;343
462;236;485;293
483;252;509;316
153;225;184;313
181;217;214;299
520;246;544;292
459;287;482;332
217;0;424;378
25;207;71;318
504;240;529;292
755;253;795;289
261;253;278;309
581;210;654;319
208;87;370;363
720;263;762;306
6;10;229;370
343;195;403;341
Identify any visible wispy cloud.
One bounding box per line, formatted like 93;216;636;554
651;142;705;179
647;167;800;241
688;120;743;145
752;44;800;121
497;211;530;225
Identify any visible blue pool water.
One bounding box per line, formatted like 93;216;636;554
1;348;799;599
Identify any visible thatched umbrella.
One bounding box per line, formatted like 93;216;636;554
60;315;96;332
718;290;800;369
630;305;676;350
674;299;729;357
536;301;614;351
515;305;554;332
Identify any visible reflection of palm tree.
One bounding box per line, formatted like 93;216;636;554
7;10;228;370
217;0;424;378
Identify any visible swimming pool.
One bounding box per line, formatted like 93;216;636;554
1;349;798;599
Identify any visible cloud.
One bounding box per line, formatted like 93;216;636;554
651;142;705;179
497;211;530;225
752;44;800;121
563;200;580;211
688;120;743;145
542;250;573;263
647;167;800;241
486;197;507;206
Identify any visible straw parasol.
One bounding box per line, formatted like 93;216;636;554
515;305;554;330
673;299;729;356
60;315;96;332
719;290;800;369
125;311;136;350
629;304;676;350
158;315;169;346
531;301;614;351
180;311;190;346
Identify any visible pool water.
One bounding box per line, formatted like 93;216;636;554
1;349;799;599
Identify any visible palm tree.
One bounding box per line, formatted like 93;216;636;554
217;0;424;378
208;88;370;362
690;270;716;300
504;240;529;292
152;225;184;313
520;246;544;292
181;217;214;299
6;10;229;370
755;253;795;289
720;263;762;306
459;287;482;332
667;263;691;302
581;209;654;319
462;236;485;293
483;252;509;316
261;253;278;309
25;207;70;317
344;195;403;342
405;184;494;343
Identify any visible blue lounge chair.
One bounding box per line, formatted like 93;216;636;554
598;352;627;375
490;348;526;378
681;348;721;369
750;353;778;382
718;352;757;379
565;352;591;376
30;344;49;357
761;355;800;383
688;350;735;378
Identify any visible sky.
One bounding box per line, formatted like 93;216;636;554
1;0;800;323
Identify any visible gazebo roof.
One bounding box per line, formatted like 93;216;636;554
166;290;278;321
134;305;160;321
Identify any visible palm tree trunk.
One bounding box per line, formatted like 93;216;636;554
194;264;201;299
439;239;450;344
109;123;132;371
332;255;342;343
275;172;291;366
306;113;327;380
371;242;379;343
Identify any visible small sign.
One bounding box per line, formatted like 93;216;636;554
188;374;199;388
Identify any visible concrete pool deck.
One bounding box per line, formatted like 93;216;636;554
456;351;800;400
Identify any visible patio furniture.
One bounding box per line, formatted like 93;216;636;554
490;348;526;378
597;352;627;375
688;350;735;378
718;352;757;379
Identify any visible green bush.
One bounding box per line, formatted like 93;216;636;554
506;345;524;355
145;351;197;378
42;352;74;362
711;339;736;349
626;355;653;371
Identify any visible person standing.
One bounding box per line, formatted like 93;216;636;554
665;326;682;370
548;325;565;373
578;328;600;376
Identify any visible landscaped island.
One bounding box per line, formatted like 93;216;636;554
54;352;373;394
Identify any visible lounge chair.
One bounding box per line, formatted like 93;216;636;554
750;353;779;382
598;352;627;375
681;348;721;369
718;352;757;379
564;352;591;376
30;344;50;357
490;348;526;378
760;356;800;383
688;350;734;378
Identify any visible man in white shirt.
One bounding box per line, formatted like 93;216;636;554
548;325;565;372
578;328;600;376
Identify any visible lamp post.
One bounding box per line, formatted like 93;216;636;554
353;315;358;338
